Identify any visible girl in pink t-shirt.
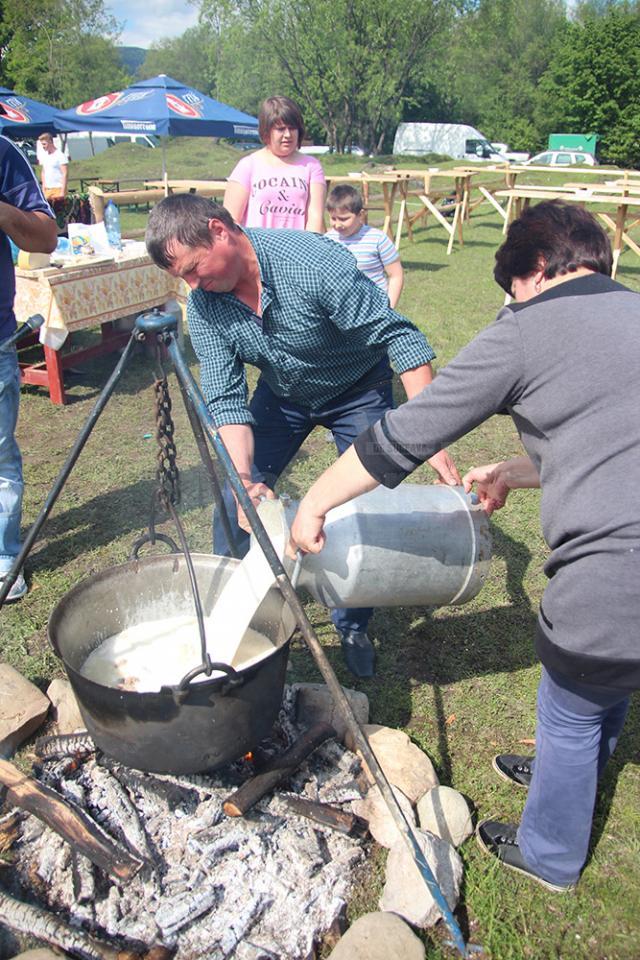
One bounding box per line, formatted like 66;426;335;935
224;96;326;232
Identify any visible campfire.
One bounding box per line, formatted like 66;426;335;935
1;687;370;960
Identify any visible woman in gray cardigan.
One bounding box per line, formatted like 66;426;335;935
288;200;640;893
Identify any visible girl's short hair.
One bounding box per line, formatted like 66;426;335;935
494;199;612;294
259;96;305;145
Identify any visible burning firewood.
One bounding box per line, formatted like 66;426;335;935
0;887;173;960
0;758;145;882
223;721;336;817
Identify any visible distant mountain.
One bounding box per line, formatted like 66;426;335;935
118;46;147;77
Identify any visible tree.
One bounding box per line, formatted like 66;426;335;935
2;0;128;107
444;0;567;150
536;6;640;165
139;24;217;94
199;0;452;153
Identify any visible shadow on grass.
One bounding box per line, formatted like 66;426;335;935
25;463;213;574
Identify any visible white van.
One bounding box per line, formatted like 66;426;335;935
393;123;506;162
61;131;159;161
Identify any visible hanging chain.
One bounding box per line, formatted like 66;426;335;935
154;376;180;508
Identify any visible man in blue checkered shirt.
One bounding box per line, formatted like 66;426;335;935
147;193;459;677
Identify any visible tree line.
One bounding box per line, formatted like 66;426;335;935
1;0;639;165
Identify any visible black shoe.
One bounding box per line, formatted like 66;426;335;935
339;631;375;678
476;819;574;893
493;754;534;789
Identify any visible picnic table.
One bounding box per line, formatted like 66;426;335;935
495;187;640;278
143;179;227;197
14;242;186;404
327;169;469;254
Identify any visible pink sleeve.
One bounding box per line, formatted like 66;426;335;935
227;154;254;189
307;157;326;185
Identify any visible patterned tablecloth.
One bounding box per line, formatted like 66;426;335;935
14;241;186;333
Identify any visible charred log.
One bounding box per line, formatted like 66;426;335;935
223;723;336;817
279;795;369;838
0;758;145;882
0;886;173;960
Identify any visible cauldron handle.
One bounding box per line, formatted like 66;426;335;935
170;662;242;703
129;532;180;560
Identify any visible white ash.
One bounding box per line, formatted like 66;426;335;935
8;687;367;959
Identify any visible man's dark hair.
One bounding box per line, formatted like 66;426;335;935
145;193;239;269
259;95;305;145
494;199;612;294
326;184;364;215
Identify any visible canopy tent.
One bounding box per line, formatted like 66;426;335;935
54;74;259;180
0;87;58;138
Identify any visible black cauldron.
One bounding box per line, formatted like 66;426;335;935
48;553;295;774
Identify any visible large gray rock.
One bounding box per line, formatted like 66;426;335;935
416;786;473;848
46;677;86;735
345;725;439;803
327;911;425;960
353;784;415;849
293;682;369;744
380;828;463;928
0;663;49;756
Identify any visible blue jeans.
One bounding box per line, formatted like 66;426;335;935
213;370;394;635
518;665;630;886
0;349;23;574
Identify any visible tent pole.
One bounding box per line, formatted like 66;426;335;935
162;139;168;196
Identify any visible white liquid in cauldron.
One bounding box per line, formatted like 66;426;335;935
81;616;274;692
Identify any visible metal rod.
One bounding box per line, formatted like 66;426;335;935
164;332;474;958
0;334;138;608
165;499;210;677
174;375;241;559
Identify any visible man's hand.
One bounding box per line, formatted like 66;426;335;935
236;480;276;532
427;448;461;486
286;502;327;557
462;462;511;515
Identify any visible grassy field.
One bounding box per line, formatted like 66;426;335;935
2;140;640;959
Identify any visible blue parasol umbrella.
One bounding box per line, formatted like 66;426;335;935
54;74;259;178
0;87;58;138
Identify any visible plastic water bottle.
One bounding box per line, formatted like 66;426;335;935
104;201;122;251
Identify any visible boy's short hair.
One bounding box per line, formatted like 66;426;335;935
326;184;364;215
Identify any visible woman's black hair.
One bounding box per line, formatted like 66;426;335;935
494;199;612;294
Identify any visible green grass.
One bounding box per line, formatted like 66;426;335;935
3;140;640;959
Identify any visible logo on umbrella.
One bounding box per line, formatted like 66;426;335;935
77;92;123;115
166;93;202;119
0;98;30;123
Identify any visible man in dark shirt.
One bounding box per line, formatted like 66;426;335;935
0;136;57;601
146;193;459;676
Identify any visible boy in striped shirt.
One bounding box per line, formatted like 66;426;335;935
325;184;404;308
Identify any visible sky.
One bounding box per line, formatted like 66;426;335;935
106;0;199;49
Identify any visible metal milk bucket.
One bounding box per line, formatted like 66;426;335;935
256;485;491;608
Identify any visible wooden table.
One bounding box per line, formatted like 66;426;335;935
143;179;227;198
495;187;640;278
327;170;470;254
14;243;186;404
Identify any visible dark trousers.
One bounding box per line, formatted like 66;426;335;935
518;665;630;886
213;370;394;635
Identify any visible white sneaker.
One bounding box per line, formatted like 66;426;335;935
1;570;27;602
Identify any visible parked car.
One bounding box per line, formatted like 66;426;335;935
393;123;506;162
524;150;597;167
